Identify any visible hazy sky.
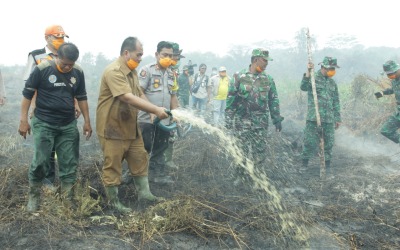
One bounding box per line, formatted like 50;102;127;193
1;0;398;66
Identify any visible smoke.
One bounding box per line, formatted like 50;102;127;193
335;125;400;160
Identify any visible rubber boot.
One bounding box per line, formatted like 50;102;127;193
164;143;178;170
104;186;132;214
27;182;42;212
153;164;175;184
133;176;164;202
60;182;74;200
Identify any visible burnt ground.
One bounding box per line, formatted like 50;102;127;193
1;77;400;249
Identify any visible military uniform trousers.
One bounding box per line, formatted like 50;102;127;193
237;127;269;164
29;117;79;184
380;113;400;143
178;94;190;108
31;115;57;183
301;121;335;161
98;135;148;186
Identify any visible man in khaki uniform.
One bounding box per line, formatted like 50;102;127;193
96;37;168;213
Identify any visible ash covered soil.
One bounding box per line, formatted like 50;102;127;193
1;78;400;249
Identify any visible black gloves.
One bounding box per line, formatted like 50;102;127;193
374;91;383;99
275;122;282;132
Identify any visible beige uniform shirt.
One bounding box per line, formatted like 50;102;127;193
96;57;143;140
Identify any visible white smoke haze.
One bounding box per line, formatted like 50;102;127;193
336;126;400;161
0;0;399;66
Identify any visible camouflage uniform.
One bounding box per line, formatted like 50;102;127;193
177;65;191;107
377;60;400;143
301;57;341;162
226;49;283;164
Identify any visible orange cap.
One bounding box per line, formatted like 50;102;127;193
44;25;69;38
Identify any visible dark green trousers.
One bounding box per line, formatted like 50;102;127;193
380;113;400;143
301;121;335;161
29;117;79;184
237;127;269;164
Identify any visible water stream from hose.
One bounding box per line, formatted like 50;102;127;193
171;109;308;242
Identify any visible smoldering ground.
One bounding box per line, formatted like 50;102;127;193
1;74;400;249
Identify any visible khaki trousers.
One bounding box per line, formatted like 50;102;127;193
98;135;148;186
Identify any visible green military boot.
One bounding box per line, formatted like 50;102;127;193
133;176;164;202
104;186;132;214
164;144;178;170
60;182;74;200
27;182;42;212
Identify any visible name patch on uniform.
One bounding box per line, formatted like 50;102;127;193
54;82;66;87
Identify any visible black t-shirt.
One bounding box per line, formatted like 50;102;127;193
23;61;87;126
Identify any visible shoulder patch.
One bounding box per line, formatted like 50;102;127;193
37;60;51;70
140;69;147;78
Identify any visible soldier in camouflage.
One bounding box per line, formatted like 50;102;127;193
375;60;400;144
177;65;191;107
226;48;284;166
300;56;341;172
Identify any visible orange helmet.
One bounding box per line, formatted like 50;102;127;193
45;25;69;38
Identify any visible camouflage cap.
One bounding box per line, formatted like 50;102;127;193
251;48;273;61
319;56;340;68
171;42;185;58
383;60;400;74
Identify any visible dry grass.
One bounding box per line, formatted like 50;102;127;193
2;76;400;249
0;130;312;249
343;74;395;136
116;196;248;247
